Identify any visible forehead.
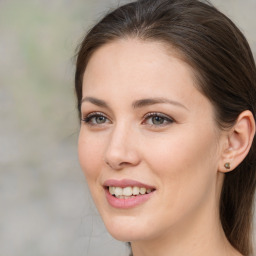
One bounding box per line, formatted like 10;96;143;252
82;39;197;95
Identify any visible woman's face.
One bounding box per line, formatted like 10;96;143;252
78;39;225;242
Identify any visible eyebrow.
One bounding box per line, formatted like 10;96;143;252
132;97;188;110
81;97;110;109
81;96;188;110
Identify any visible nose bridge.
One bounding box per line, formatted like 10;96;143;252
104;121;139;169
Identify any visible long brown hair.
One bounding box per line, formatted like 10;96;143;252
75;0;256;255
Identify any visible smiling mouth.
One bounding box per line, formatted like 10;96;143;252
107;186;155;199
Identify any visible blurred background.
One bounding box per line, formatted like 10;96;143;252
0;0;255;255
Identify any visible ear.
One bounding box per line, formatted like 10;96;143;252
218;110;255;173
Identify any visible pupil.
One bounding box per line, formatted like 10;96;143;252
153;116;164;124
96;116;105;123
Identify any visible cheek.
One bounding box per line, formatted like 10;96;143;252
145;126;218;172
143;126;219;205
78;129;105;181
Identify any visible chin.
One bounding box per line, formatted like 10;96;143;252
108;228;148;242
102;214;152;242
103;212;168;244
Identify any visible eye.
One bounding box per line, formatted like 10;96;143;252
81;112;111;126
143;112;174;127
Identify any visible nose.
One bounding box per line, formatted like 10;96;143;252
104;124;140;170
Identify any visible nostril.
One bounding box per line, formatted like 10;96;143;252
104;158;131;170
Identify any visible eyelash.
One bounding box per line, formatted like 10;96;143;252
81;112;110;126
81;112;174;127
142;112;174;127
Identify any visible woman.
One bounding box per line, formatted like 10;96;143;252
75;0;256;255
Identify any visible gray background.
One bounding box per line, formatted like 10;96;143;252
0;0;255;255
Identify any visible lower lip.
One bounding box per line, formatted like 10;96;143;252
105;189;154;209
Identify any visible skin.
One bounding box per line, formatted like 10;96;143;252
78;39;244;256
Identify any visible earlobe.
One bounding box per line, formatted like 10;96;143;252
219;110;255;173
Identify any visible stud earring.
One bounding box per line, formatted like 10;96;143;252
224;162;231;170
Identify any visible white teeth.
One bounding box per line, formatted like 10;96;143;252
123;187;132;196
140;187;146;195
109;186;115;195
132;186;140;195
114;187;122;197
108;186;153;197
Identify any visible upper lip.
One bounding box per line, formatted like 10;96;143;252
103;179;156;189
